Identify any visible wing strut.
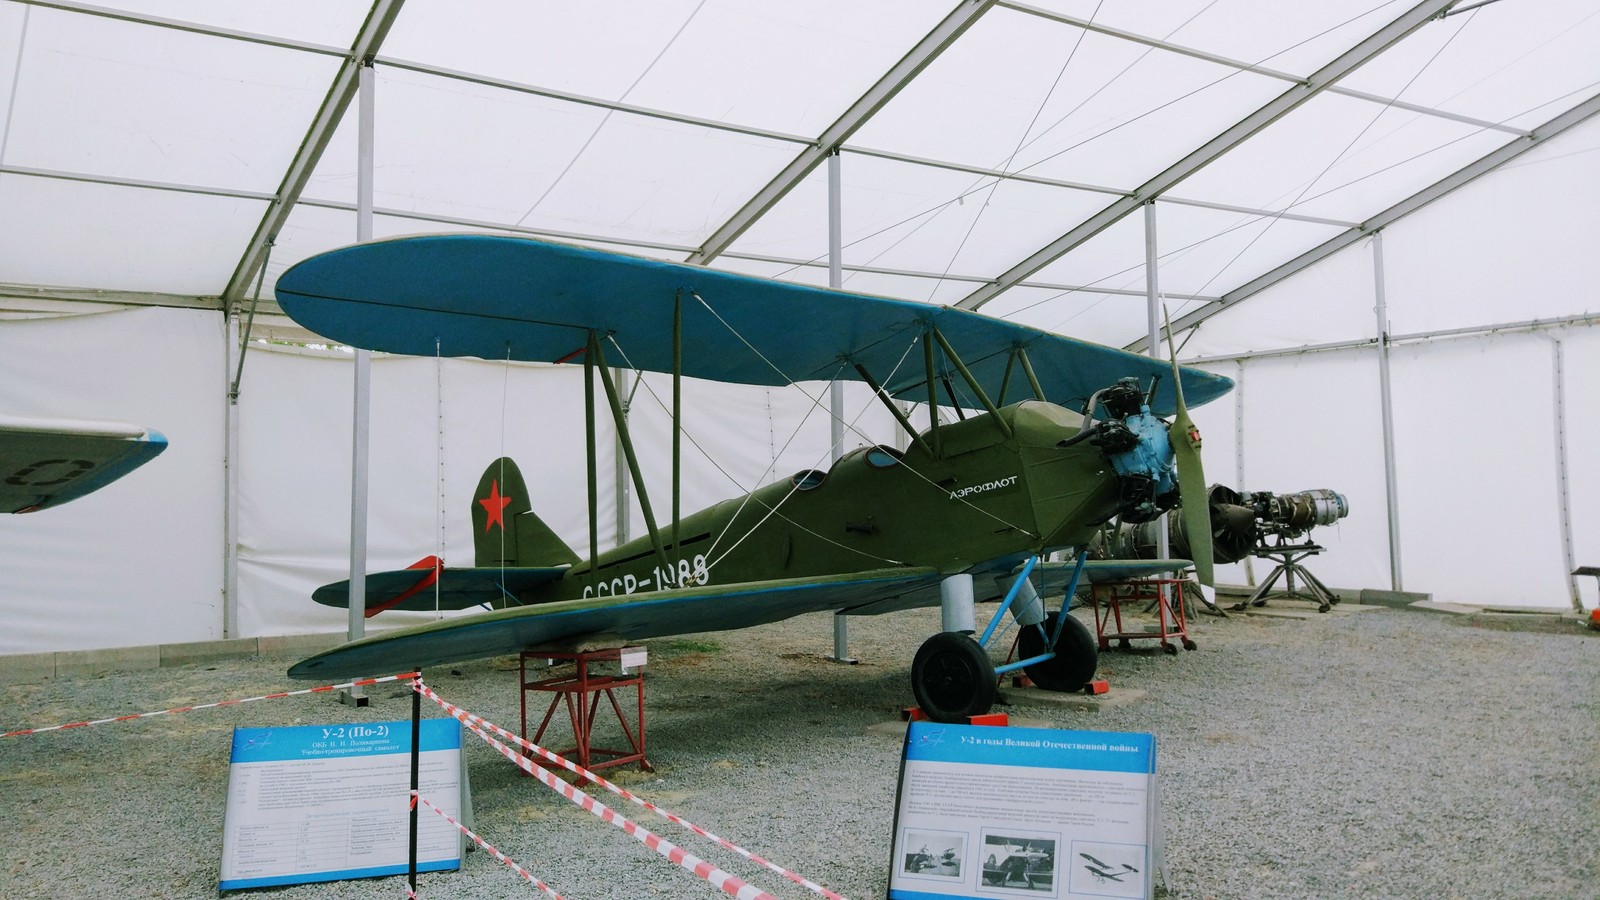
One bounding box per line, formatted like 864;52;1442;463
997;349;1018;406
852;361;933;457
591;333;674;579
1017;346;1048;402
931;326;1011;439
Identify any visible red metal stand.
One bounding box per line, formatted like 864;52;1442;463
1091;577;1197;654
520;648;652;773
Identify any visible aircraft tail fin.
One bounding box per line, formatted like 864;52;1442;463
472;457;580;568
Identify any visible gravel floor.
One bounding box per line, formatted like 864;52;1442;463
1;603;1596;900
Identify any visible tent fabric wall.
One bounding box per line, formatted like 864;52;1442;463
0;306;225;653
1182;116;1598;609
3;2;1599;657
235;347;610;637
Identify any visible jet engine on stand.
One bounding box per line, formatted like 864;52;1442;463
1089;485;1351;612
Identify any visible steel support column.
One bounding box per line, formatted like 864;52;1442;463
1234;361;1254;586
344;62;376;703
1551;338;1581;613
223;313;240;638
1372;233;1403;592
826;150;857;662
1144;202;1170;575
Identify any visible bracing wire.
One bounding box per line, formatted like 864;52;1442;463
601;336;912;570
498;343;511;598
435;336;445;619
687;291;1039;538
1180;8;1481;307
1025;72;1600;335
514;0;708;227
774;0;1403;285
925;0;1106;302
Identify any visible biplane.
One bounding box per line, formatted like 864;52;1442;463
1079;851;1139;885
274;234;1230;721
0;414;167;513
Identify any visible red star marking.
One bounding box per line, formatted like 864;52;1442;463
479;479;512;533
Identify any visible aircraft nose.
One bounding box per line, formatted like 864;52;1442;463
1095;400;1179;524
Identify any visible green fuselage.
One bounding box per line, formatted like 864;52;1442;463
529;400;1124;605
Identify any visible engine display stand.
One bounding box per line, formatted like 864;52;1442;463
1091;577;1195;654
1235;542;1341;613
519;648;652;774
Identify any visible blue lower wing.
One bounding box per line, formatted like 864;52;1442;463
289;567;942;679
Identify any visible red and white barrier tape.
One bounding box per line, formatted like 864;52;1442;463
424;681;777;900
1;672;419;738
411;792;564;899
416;680;848;900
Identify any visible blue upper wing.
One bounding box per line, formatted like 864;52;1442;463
275;234;1231;416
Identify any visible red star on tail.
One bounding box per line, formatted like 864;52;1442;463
479;479;512;533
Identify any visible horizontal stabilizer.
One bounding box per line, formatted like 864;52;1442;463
312;558;569;616
290;566;941;679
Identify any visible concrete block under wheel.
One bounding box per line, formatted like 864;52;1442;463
1003;685;1148;712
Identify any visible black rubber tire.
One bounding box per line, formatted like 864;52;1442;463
911;632;997;722
1017;612;1098;692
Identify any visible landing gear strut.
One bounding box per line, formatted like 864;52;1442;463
909;554;1099;723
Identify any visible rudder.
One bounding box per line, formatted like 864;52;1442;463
472;457;579;568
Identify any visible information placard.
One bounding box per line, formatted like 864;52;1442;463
888;722;1159;900
219;718;464;891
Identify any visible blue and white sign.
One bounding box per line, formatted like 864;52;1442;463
889;723;1160;900
219;718;464;891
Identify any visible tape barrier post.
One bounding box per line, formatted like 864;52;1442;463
1;673;420;738
414;678;848;900
413;680;779;900
413;792;564;899
409;672;422;896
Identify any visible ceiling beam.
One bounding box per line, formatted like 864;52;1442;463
998;1;1529;137
0;282;221;310
217;0;405;314
685;0;997;265
954;0;1460;312
1136;90;1600;352
843;146;1359;227
13;0;346;56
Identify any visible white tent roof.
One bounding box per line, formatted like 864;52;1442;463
2;0;1594;348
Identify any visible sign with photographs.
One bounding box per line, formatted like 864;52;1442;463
219;719;465;891
888;722;1160;900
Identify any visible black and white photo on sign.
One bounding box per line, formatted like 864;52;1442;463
899;828;966;880
979;830;1059;894
1068;839;1146;899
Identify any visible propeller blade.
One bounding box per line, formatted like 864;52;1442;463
1162;309;1214;587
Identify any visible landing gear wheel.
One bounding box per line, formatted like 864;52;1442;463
911;632;997;722
1183;638;1198;651
1017;613;1098;693
1161;642;1178;655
